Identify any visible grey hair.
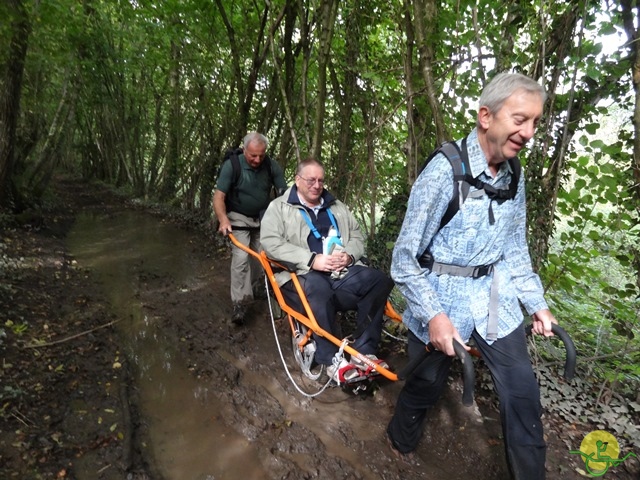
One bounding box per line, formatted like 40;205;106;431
477;73;546;124
243;132;268;149
296;157;324;176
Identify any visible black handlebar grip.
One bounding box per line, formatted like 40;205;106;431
525;323;576;381
398;341;475;407
453;339;475;407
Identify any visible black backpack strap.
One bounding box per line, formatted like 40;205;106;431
417;137;521;266
263;155;286;197
225;150;242;207
437;139;470;231
460;152;520;225
416;140;468;268
462;153;520;204
263;155;275;190
228;149;243;185
507;157;521;199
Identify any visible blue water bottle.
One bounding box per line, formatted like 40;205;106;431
323;226;342;254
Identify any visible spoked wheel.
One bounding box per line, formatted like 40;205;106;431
291;321;324;381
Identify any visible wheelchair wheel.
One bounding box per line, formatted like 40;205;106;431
291;322;324;381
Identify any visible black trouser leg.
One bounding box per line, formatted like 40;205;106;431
333;266;395;355
472;325;546;480
387;330;453;453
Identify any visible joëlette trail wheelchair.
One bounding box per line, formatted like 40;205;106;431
228;234;576;399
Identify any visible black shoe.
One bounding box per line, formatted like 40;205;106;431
232;303;246;325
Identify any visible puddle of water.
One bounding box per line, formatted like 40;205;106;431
67;210;267;480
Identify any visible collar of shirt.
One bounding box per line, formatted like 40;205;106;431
299;195;324;217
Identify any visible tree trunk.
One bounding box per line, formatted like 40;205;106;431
27;76;73;198
332;5;361;203
160;38;181;201
311;0;337;160
401;0;419;185
0;0;30;209
413;0;448;146
621;0;640;290
277;0;302;168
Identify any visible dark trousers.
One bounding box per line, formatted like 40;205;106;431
387;325;546;480
281;265;394;365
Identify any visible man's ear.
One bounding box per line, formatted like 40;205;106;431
478;106;492;129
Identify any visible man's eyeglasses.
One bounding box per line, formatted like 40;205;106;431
297;175;325;186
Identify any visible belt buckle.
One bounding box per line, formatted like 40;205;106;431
473;265;491;278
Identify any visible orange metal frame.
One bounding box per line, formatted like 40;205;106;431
228;234;402;382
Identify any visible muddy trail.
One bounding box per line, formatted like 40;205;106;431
1;175;634;480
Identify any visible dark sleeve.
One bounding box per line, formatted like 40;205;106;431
215;160;233;193
271;160;288;193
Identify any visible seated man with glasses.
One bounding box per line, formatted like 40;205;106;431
260;157;394;384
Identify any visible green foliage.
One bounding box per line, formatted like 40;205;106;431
4;320;28;336
540;107;640;398
366;186;409;274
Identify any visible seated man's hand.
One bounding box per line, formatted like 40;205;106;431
313;253;350;273
334;251;351;269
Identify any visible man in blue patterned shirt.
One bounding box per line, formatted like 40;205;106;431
387;73;557;480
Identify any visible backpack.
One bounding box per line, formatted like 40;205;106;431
419;136;521;231
220;147;282;208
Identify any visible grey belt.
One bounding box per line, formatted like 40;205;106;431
419;252;500;341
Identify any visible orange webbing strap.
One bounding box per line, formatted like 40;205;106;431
384;301;402;323
227;234;399;381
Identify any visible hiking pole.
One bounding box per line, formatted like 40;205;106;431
525;323;576;382
398;339;475;406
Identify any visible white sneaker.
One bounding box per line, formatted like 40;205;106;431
326;358;361;384
351;354;389;375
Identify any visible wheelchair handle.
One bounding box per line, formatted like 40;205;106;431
398;339;475;406
453;339;475;406
525;323;576;381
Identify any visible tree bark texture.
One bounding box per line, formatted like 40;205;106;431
0;0;30;209
311;0;338;160
621;0;640;290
